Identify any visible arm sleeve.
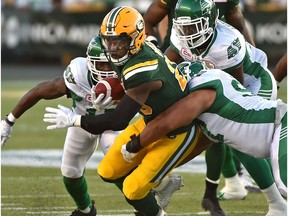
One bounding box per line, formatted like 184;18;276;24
80;94;142;134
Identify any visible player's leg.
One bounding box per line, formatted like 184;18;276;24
233;149;287;216
202;143;227;216
61;127;98;216
219;147;248;200
98;119;201;215
271;113;287;198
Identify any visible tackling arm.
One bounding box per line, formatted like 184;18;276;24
225;6;255;47
139;89;216;147
11;77;67;118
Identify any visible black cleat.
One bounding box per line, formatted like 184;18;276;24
70;200;97;216
201;197;227;216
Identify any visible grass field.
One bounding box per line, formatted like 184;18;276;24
1;79;287;216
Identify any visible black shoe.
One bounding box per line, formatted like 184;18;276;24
70;200;97;216
201;197;227;216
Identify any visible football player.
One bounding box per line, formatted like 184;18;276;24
165;0;280;214
43;6;213;216
144;0;255;51
144;0;257;214
1;35;181;216
127;61;287;216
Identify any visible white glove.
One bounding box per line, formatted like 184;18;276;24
43;105;79;130
1;119;13;147
121;144;137;163
91;92;114;111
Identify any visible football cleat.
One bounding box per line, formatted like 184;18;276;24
153;174;184;209
70;200;97;216
201;197;227;216
218;174;248;200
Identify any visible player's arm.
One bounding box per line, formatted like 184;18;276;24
1;77;67;147
44;80;162;134
138;89;216;147
144;0;169;45
273;53;287;85
164;46;183;64
11;77;67;118
225;6;255;46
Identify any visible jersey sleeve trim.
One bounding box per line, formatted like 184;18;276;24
123;59;158;80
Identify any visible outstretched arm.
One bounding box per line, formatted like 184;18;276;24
11;77;67;118
1;77;66;147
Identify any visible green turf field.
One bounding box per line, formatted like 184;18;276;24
1;79;287;215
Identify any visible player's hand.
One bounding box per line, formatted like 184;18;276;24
1;119;13;147
91;86;114;111
121;144;137;163
43;105;79;130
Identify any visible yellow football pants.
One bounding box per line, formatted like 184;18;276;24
98;117;201;200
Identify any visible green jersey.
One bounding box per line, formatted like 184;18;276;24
119;42;192;134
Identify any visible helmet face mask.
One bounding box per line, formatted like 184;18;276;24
101;35;132;66
173;0;218;51
100;6;146;66
86;36;117;82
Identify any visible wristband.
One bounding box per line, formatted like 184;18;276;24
126;134;142;153
5;113;17;126
73;115;81;127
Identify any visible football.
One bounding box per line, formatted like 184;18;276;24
94;77;125;101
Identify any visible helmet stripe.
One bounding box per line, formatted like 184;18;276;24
106;6;125;32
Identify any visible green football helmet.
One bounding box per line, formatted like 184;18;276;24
177;61;209;81
86;35;117;82
173;0;218;50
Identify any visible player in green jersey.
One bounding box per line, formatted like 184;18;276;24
124;61;287;216
43;6;212;216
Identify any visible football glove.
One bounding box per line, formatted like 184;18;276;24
91;89;114;111
121;135;143;163
1;118;13;147
43;105;80;130
121;144;137;163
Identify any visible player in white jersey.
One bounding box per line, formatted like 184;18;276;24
1;35;117;216
1;35;182;216
164;0;280;213
129;61;287;215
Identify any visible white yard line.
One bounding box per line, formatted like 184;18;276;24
1;149;207;173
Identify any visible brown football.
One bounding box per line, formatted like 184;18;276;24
94;77;125;101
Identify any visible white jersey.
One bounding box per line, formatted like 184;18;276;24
63;57;104;116
187;69;287;158
171;20;277;99
61;57;120;178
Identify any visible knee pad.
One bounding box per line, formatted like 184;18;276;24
123;173;157;200
98;160;115;180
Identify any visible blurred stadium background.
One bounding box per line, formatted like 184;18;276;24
1;0;287;215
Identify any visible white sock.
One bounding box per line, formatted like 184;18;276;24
80;206;91;214
262;183;286;208
225;174;242;188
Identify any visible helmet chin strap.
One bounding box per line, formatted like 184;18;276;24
111;52;130;66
